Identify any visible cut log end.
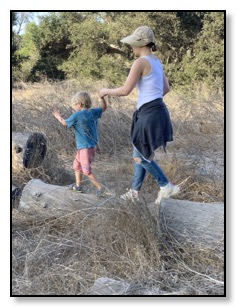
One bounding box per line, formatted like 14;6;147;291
12;132;47;169
23;133;47;168
12;185;21;199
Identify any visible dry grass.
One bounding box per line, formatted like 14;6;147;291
12;80;224;295
12;198;161;295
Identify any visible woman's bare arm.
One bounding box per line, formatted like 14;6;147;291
99;58;145;98
163;72;170;96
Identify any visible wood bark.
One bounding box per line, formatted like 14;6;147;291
158;198;224;251
12;132;47;169
18;179;98;217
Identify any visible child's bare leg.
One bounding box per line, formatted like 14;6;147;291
86;173;102;190
75;170;82;187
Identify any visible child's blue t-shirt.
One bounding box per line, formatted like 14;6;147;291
65;108;103;150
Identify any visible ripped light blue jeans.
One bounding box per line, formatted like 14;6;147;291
131;147;168;191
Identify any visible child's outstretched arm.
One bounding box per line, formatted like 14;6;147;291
52;110;67;126
100;97;107;112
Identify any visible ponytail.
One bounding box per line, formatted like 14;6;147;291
146;42;157;52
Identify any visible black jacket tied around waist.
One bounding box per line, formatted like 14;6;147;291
131;98;173;161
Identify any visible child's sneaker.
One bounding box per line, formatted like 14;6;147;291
120;189;140;202
68;184;83;193
96;187;114;197
155;182;180;204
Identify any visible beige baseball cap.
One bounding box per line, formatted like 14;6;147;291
120;26;155;47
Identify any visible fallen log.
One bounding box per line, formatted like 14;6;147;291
18;179;224;253
158;198;224;252
12;132;47;169
18;179;98;217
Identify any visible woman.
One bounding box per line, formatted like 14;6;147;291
99;26;179;204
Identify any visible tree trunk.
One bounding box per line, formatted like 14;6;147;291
12;132;47;169
18;179;98;217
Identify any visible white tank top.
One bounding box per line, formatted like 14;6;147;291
136;56;163;109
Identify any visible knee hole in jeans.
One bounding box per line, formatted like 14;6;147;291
133;157;142;164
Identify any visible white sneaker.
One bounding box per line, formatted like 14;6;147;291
120;189;140;202
155;182;180;204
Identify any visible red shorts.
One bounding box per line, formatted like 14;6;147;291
73;148;96;175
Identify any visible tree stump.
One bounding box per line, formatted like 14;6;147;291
18;179;98;217
12;132;47;169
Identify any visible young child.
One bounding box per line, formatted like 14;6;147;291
52;91;107;196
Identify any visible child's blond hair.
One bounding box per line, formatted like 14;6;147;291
71;91;92;109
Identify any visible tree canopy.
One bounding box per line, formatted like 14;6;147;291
12;11;225;90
